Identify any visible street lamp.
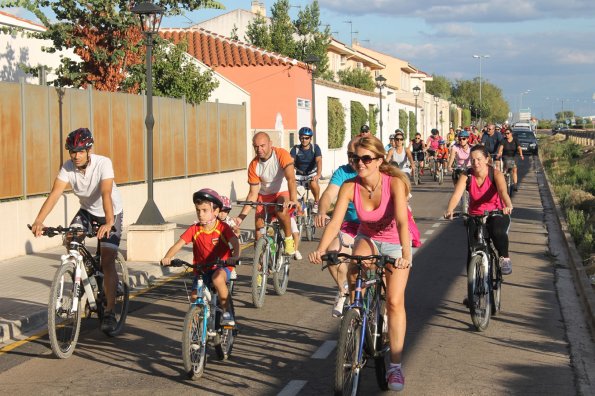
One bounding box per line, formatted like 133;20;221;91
412;86;421;144
375;74;387;143
439;110;443;131
434;96;439;129
473;54;490;127
304;54;321;143
132;1;165;225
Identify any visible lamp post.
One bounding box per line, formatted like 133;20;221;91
439;110;443;131
132;1;165;225
434;96;439;129
375;74;387;143
304;54;321;143
412;86;421;144
473;54;489;127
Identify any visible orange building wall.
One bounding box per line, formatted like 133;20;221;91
215;64;311;131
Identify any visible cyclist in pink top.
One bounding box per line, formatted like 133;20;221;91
444;145;514;275
309;136;411;392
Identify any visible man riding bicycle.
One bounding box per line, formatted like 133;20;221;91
31;128;124;333
235;132;298;255
410;132;425;175
290;127;322;213
481;124;503;166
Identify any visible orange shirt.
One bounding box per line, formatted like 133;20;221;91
248;147;294;195
436;147;449;159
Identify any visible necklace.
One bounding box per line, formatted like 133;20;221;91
363;174;381;199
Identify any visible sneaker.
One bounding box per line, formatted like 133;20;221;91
230;269;237;280
513;184;519;192
101;311;117;333
284;236;295;255
332;292;348;318
386;366;405;391
312;202;319;214
463;296;469;307
221;312;235;326
257;273;263;287
294;250;303;260
500;257;512;275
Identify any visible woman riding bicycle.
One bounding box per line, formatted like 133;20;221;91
447;130;472;185
309;136;412;392
444;145;514;275
386;130;415;177
497;128;524;192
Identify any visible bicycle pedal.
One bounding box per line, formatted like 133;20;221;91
207;330;217;337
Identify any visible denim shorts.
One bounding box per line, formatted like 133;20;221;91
192;267;232;291
354;234;404;258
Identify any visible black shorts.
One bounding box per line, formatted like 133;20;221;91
412;151;425;162
70;209;123;250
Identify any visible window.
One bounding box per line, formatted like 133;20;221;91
297;98;311;109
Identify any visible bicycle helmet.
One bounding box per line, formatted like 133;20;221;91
192;188;223;209
298;127;313;137
431;128;439;136
439;140;446;145
65;128;94;151
459;130;470;138
360;124;370;133
220;195;232;212
389;134;396;140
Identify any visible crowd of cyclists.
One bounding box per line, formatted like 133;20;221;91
30;123;523;393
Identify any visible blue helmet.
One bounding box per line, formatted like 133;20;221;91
459;130;470;138
439;140;446;145
299;127;313;136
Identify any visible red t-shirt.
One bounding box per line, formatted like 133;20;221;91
180;220;236;273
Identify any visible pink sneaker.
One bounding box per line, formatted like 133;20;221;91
386;366;404;391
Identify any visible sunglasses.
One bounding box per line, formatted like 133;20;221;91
459;137;468;140
300;136;311;140
350;154;380;164
395;138;404;141
504;132;511;135
415;137;421;140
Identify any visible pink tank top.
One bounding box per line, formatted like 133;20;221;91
353;173;400;243
453;144;471;167
468;171;504;215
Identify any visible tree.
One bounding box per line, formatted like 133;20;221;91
269;0;295;57
337;68;375;91
351;101;368;137
399;109;408;133
426;75;451;99
245;14;271;49
2;0;223;96
294;1;331;77
408;111;416;135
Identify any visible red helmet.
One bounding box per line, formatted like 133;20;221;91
192;188;223;209
220;195;232;211
65;128;94;152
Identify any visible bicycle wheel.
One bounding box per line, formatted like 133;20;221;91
373;301;389;391
506;173;513;197
103;252;130;337
251;238;269;308
491;255;502;316
182;305;207;380
273;247;290;295
467;255;491;331
462;190;469;215
438;165;444;185
413;165;420;185
48;262;83;359
306;210;315;241
215;299;235;360
334;309;363;396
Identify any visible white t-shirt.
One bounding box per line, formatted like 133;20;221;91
57;154;123;217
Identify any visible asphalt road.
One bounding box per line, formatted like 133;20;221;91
0;155;592;395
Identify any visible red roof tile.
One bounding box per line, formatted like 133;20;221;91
160;28;307;69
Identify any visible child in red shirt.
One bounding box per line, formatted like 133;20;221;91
162;188;240;326
436;140;449;174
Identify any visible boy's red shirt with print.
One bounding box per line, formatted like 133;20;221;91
180;220;236;274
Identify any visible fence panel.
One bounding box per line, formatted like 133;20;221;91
0;81;247;200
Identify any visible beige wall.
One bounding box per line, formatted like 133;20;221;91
2;171;249;261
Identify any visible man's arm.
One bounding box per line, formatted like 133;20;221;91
314;183;340;227
313;155;322;181
284;163;298;203
31;178;69;236
97;178;115;240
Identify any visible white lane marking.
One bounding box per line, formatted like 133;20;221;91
278;380;308;396
311;340;337;359
432;223;440;228
424;229;435;235
421;238;427;244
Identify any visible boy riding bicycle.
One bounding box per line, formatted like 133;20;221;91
161;189;240;326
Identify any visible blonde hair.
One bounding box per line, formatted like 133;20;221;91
355;136;411;195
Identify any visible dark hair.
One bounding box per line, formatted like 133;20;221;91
470;144;489;158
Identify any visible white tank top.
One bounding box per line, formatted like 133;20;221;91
390;148;410;169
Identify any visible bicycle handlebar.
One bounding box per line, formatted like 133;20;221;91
236;201;285;208
27;224;112;238
321;252;395;270
451;209;504;220
165;257;251;270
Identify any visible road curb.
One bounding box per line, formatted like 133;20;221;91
536;151;595;338
0;243;252;349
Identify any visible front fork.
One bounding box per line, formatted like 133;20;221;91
61;252;97;313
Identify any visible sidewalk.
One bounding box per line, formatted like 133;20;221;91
0;210;255;346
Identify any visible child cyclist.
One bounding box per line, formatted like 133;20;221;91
436;140;449;174
161;188;240;326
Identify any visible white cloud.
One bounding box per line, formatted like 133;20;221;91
432;23;473;37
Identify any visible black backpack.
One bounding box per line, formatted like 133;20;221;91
466;166;495;191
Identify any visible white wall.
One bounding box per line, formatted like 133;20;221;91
1;171;250;261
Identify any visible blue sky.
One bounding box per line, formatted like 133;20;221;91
7;0;595;119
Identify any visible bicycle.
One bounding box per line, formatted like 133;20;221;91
436;158;446;185
453;210;503;331
452;166;470;215
321;252;395;396
167;258;246;379
411;151;422;185
295;175;316;241
28;224;129;359
499;158;514;198
236;201;291;307
427;150;437;181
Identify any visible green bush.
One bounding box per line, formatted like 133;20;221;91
328;98;346;149
462;108;471;127
338;68;375;91
399;109;408;134
369;104;378;135
351;101;368;137
567;209;586;242
408;111;416;135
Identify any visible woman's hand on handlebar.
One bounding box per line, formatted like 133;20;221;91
503;206;513;215
443;210;454;220
308;250;324;265
30;221;45;237
314;213;330;228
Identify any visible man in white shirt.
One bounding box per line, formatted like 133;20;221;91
31;128;124;334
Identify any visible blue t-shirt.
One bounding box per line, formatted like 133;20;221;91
481;132;503;154
330;164;359;223
290;144;321;175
